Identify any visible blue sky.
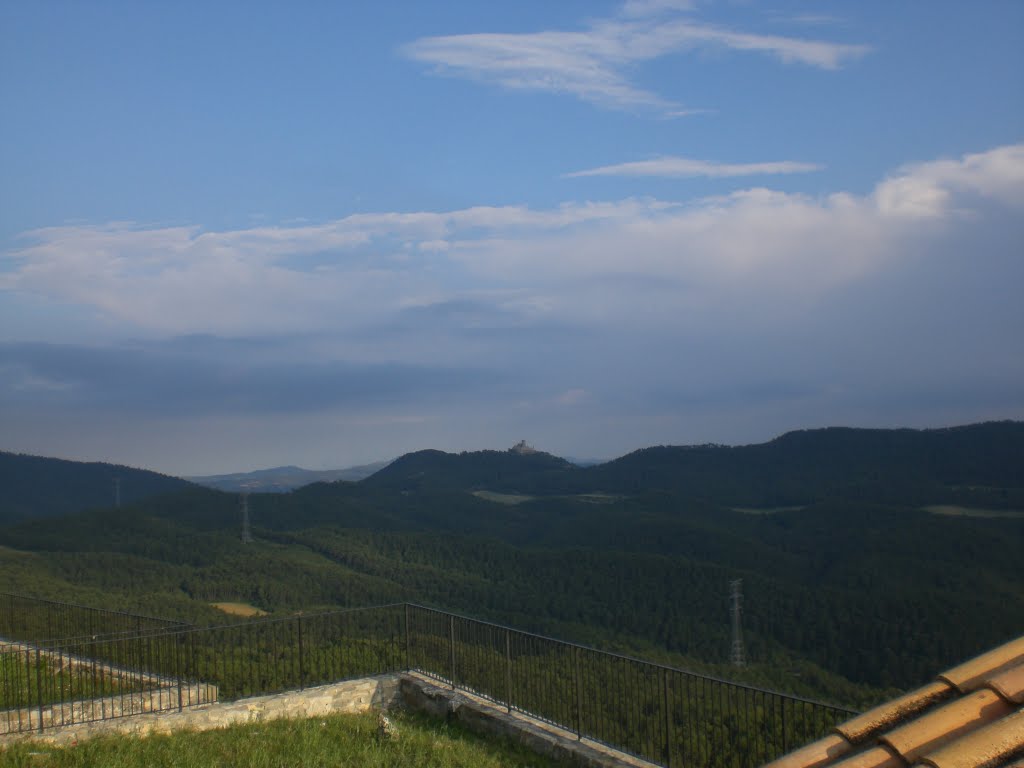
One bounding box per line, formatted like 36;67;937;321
1;1;1022;475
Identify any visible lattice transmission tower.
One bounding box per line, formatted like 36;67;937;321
240;492;253;544
730;578;746;667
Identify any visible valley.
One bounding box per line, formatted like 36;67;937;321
1;421;1022;711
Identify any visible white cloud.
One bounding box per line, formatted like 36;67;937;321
874;144;1024;219
566;156;823;178
2;144;1021;341
402;9;869;112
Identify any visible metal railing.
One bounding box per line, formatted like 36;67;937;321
406;604;856;768
2;604;406;735
0;592;187;644
1;596;857;767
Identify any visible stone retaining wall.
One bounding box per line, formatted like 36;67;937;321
2;674;653;768
1;682;218;735
0;675;400;748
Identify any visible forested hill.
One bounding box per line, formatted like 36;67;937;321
0;452;195;523
360;422;1024;508
577;421;1024;506
362;447;575;492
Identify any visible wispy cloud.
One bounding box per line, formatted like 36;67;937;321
565;156;823;179
3;144;1020;340
402;4;869;112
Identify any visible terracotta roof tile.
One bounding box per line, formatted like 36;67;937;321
826;745;903;768
987;662;1024;705
914;707;1024;768
836;681;955;743
767;636;1024;768
938;637;1024;693
879;689;1012;762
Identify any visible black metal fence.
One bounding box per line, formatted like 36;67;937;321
2;603;406;735
405;604;856;768
0;592;187;644
1;595;856;767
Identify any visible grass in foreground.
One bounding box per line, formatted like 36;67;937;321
0;710;566;768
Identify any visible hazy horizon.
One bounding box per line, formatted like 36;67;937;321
2;2;1022;476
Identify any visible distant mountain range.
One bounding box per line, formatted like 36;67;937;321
4;421;1022;518
187;452;604;493
186;461;392;493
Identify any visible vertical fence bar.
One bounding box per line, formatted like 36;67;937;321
573;644;583;740
34;647;44;732
404;604;411;672
781;696;788;753
175;632;183;712
449;615;456;690
59;645;67;726
663;667;672;768
505;628;513;713
297;615;305;691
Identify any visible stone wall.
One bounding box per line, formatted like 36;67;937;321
2;674;653;768
0;675;400;748
1;682;217;735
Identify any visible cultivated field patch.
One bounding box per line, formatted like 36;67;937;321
210;602;268;618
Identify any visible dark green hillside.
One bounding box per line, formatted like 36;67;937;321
351;421;1024;507
363;447;574;493
577;421;1024;506
0;451;195;523
1;422;1022;707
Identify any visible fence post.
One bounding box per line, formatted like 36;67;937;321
404;604;411;672
449;615;456;690
176;633;183;712
297;616;305;691
781;697;788;753
35;647;44;733
663;667;673;768
574;645;582;741
505;628;512;714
